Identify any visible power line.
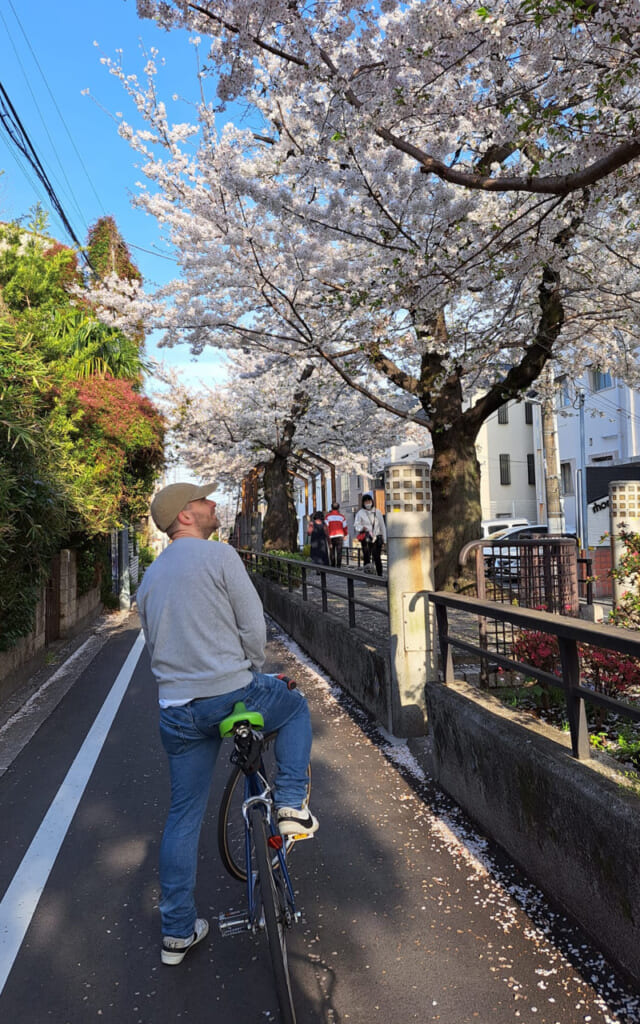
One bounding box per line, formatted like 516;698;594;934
0;78;90;265
128;241;179;262
564;374;640;433
0;5;89;233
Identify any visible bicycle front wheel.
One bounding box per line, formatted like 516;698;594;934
250;804;296;1024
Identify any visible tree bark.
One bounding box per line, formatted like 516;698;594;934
262;452;299;551
430;423;483;591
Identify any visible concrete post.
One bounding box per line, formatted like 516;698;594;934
609;480;640;607
384;461;435;737
118;528;131;611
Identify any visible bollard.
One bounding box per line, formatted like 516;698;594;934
118;528;131;611
609;480;640;608
384;462;436;737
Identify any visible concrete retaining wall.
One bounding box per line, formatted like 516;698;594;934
0;550;102;702
425;678;640;987
252;576;393;731
0;596;47;700
59;550;102;637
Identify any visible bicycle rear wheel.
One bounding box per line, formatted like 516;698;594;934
218;761;249;881
218;736;311;882
249;804;296;1024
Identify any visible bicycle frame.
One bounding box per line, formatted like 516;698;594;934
242;765;298;933
218;699;303;1023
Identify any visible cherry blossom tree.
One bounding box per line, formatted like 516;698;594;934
156;351;408;549
99;0;640;584
135;0;640;196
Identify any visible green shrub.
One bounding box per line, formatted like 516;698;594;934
138;544;155;571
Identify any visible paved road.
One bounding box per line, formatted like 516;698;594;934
0;612;638;1023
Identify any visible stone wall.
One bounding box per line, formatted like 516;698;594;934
0;549;102;701
251;575;393;731
0;595;47;697
423;678;640;988
58;550;102;637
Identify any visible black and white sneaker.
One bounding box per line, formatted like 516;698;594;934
277;806;319;838
161;918;209;965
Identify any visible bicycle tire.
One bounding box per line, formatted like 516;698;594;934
250;804;296;1024
218;736;311;882
218;761;250;881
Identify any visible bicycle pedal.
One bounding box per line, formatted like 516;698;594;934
218;910;250;937
288;832;314;842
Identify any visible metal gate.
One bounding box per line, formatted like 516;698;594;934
459;535;580;682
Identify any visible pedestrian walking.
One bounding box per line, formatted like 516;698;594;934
325;502;349;568
136;481;318;966
354;493;387;576
307;510;330;567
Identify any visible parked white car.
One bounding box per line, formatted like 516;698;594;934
483;523;548;578
481;517;529;538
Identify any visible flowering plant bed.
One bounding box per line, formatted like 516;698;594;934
500;624;640;779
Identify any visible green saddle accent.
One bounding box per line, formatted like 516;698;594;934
219;701;264;738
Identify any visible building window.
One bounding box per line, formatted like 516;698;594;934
527;454;536;486
560;462;574;495
590;368;612;392
524;401;534;424
498;404;509;424
499;454;511;485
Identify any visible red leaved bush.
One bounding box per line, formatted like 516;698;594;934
512;627;640;700
72;376;164;456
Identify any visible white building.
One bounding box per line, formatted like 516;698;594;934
476;399;544;525
477;372;640;547
554;369;640;547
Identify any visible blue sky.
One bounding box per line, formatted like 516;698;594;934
0;0;224;385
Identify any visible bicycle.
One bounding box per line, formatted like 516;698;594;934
216;676;312;1024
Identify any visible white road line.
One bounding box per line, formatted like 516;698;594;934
0;630;145;996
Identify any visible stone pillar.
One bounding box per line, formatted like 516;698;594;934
118;528;131;611
609;480;640;607
58;549;76;633
384;462;435;738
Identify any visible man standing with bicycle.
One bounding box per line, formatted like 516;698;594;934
136;481;318;966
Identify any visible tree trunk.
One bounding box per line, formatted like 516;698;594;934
262;453;299;551
430;425;483;591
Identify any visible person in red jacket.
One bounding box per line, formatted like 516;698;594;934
325;502;349;568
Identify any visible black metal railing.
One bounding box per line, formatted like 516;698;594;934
240;550;388;628
305;545;388;572
429;591;640;760
577;556;594;605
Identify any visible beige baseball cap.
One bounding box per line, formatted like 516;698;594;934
150;481;217;532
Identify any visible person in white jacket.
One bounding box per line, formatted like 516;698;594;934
353;493;387;576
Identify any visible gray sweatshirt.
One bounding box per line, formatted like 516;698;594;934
136;538;266;702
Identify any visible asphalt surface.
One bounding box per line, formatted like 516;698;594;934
0;610;638;1023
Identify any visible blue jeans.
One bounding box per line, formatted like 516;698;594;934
158;671;312;938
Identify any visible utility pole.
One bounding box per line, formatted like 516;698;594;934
541;364;565;533
578;389;589;551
